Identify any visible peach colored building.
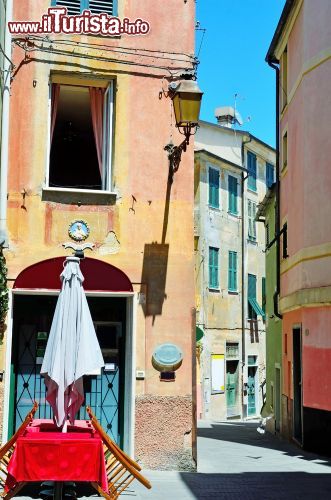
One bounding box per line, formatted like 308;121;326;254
267;0;331;452
0;0;197;470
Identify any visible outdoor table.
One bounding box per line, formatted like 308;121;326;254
5;419;108;496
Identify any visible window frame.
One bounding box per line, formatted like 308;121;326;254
228;174;238;215
45;77;115;194
247;151;257;192
209;246;219;290
228;251;238;293
208;166;220;209
247;199;257;241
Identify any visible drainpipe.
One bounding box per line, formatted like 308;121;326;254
0;0;13;247
267;59;282;319
241;134;251;419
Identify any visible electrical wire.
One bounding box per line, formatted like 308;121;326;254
13;39;196;76
13;35;196;64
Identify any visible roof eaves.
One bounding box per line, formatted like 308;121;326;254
194;149;247;172
256;184;276;219
266;0;296;63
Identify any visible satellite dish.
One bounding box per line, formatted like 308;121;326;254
234;110;243;126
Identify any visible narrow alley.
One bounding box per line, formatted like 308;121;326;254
133;421;331;499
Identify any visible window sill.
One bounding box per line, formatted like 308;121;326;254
209;287;220;293
247;187;258;195
42;187;117;206
247;238;258;245
228;290;239;295
208;205;221;212
228;211;239;218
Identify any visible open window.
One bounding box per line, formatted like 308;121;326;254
48;80;114;191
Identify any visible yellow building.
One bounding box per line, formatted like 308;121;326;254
0;0;199;470
195;111;275;420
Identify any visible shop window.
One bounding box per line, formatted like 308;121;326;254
49;82;113;191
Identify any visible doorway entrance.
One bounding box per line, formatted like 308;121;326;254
293;326;303;444
226;360;240;417
10;295;127;446
275;366;281;432
247;356;258;417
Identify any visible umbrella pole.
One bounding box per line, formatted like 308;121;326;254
53;481;63;500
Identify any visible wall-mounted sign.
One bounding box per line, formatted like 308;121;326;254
211;354;225;394
68;220;90;242
152;343;183;372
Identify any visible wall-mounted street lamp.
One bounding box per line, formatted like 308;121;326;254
165;77;203;177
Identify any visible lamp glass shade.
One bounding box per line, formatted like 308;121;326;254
173;92;202;127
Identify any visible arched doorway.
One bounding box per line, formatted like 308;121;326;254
5;257;135;451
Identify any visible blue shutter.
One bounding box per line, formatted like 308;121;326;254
209;247;219;289
247;152;257;191
266;163;274;188
54;0;82;15
228;251;237;292
228;175;238;214
53;0;116;15
209;168;220;209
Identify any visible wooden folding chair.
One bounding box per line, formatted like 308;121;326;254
86;406;151;499
0;401;38;499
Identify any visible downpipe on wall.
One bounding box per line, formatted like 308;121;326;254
241;135;251;419
0;0;13;247
267;59;282;320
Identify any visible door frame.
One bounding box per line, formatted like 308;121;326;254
3;289;137;457
292;324;303;446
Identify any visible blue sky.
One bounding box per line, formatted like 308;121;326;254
195;0;286;147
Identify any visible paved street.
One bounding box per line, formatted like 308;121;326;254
14;420;331;499
132;420;331;500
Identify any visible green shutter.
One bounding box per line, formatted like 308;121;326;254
266;163;274;188
228;251;237;292
209;247;219;289
247;152;257;191
228;175;238;214
248;200;256;240
209;168;220;208
248;273;257;319
262;277;266;314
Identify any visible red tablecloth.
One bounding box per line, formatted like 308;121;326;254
6;420;108;493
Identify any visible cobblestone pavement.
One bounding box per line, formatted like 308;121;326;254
15;420;331;499
132;420;331;500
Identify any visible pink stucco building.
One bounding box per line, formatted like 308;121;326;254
267;0;331;451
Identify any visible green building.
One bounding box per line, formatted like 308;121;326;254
256;185;282;433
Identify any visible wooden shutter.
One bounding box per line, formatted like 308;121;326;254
228;175;238;214
53;0;82;15
209;247;219;289
88;0;115;15
247;152;257;191
209;168;219;209
262;277;266;314
266;163;274;188
248;200;256;240
228;251;237;291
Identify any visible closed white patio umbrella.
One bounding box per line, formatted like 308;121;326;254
41;256;104;427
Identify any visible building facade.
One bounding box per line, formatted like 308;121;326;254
256;185;282;433
267;0;331;451
194;114;275;420
0;0;198;470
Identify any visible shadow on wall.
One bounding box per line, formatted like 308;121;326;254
140;243;169;322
